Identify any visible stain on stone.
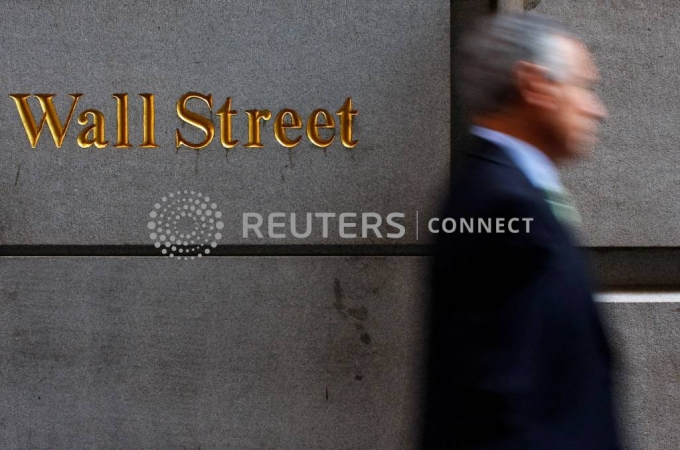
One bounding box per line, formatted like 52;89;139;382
287;148;296;168
14;162;21;186
325;387;329;401
348;306;368;321
333;278;343;303
331;278;374;378
360;332;371;345
5;289;19;304
354;375;363;381
524;0;541;10
333;278;348;318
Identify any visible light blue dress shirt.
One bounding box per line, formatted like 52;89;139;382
470;125;564;194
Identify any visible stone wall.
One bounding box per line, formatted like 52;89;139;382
0;1;677;449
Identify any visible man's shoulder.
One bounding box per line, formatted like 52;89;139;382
437;135;564;247
447;136;542;213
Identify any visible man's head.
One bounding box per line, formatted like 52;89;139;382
457;13;607;161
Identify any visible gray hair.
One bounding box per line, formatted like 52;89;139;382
456;13;577;116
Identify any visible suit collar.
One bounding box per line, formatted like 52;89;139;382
464;134;581;244
470;126;564;193
464;134;519;168
465;134;547;200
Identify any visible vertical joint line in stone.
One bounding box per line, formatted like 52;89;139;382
416;211;419;240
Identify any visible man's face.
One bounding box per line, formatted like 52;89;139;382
546;37;608;158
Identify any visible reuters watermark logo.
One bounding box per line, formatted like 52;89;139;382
147;191;224;260
145;192;536;260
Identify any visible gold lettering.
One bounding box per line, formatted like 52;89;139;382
306;109;335;148
77;109;108;148
175;92;215;150
274;109;302;148
139;93;158;148
216;97;238;149
336;97;358;148
112;93;131;148
9;93;82;148
244;109;272;148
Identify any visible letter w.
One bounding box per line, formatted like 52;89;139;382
10;94;82;148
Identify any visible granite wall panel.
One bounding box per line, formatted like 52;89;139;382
0;1;450;245
0;257;427;449
0;257;678;449
535;0;680;246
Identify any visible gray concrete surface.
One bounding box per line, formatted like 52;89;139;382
600;302;680;450
0;0;450;245
0;257;427;449
0;257;678;449
0;1;678;449
534;1;680;246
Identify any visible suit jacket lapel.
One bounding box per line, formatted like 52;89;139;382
464;135;578;244
464;135;518;168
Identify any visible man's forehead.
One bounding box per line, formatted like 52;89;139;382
559;35;600;81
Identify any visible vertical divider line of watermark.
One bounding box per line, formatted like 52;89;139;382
416;210;419;240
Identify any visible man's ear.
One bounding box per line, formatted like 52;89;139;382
513;61;559;111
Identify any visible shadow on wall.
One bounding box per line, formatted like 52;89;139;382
492;0;542;11
525;0;542;10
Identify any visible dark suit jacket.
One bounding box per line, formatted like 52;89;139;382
422;135;620;449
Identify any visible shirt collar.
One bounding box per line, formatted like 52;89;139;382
470;125;564;193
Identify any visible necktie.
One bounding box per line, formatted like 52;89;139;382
541;187;582;230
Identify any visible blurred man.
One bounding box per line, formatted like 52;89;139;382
422;13;620;449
